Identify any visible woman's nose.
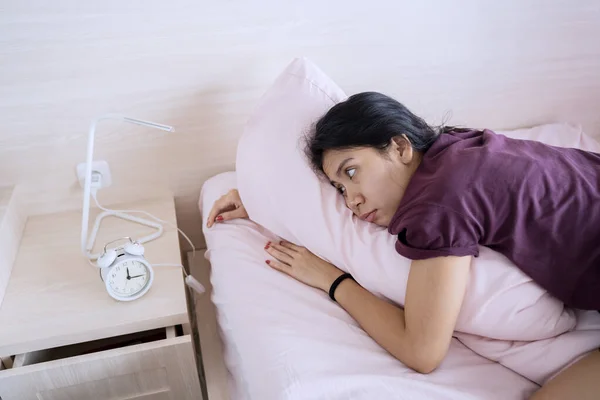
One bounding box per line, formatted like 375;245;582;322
347;192;364;211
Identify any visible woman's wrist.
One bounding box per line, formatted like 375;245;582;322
327;273;356;302
320;269;346;292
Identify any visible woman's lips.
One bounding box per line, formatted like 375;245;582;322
360;210;377;223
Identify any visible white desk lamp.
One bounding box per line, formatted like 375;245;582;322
79;114;206;301
80;114;174;261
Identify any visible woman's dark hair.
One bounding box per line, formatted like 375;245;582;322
306;91;453;173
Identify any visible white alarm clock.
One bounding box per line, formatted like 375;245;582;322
96;237;154;301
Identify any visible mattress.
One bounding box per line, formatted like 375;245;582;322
199;172;538;400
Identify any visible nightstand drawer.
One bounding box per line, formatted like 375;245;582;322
0;328;202;400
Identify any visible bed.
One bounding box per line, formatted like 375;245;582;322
196;171;600;400
191;58;600;399
196;172;537;400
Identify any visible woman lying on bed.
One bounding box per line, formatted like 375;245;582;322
207;92;600;399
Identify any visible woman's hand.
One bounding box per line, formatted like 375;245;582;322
265;240;345;292
206;189;249;228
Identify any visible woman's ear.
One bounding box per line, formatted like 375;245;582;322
391;135;415;165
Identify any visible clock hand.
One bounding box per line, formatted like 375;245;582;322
126;267;131;280
130;274;145;279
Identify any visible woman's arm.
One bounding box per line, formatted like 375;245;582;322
334;256;470;373
265;240;471;373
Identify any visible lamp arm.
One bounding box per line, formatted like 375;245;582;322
80;114;174;256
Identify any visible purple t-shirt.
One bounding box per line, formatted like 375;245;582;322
388;129;600;310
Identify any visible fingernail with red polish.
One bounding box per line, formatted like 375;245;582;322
216;215;224;222
265;260;271;265
264;242;271;250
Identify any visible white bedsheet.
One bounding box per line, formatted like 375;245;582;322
200;172;538;400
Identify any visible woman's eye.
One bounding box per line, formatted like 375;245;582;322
337;186;346;195
346;168;356;179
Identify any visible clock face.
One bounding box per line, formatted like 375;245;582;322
107;259;150;297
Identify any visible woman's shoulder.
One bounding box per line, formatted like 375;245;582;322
388;130;499;235
428;128;499;154
416;130;493;190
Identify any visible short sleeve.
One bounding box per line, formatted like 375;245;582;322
393;206;480;260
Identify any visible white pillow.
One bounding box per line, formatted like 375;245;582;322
236;57;597;340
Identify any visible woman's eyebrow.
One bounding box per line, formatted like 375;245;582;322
336;158;354;177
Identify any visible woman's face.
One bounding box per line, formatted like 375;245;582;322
322;136;421;227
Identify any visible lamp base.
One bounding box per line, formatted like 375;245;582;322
85;210;163;260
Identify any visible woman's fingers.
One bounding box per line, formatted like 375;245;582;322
206;197;229;228
218;207;246;222
279;240;301;252
265;242;294;264
207;190;248;227
266;258;292;274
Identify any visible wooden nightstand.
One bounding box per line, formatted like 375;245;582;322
0;197;203;400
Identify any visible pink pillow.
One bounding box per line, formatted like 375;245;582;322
236;57;597;340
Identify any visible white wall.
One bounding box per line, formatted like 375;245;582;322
1;0;599;248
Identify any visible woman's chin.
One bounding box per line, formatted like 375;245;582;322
352;211;389;227
374;214;391;228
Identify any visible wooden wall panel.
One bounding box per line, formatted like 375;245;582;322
1;0;599;249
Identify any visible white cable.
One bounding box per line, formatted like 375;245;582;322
153;263;189;277
91;190;196;264
152;263;205;294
